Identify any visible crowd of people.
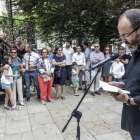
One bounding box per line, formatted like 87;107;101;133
0;39;131;111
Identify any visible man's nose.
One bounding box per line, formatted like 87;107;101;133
121;37;127;42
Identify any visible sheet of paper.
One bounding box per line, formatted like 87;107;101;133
99;80;130;94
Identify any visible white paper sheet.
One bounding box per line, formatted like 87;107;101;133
100;80;130;94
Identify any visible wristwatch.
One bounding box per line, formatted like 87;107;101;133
126;96;131;106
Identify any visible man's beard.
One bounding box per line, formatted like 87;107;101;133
126;33;140;51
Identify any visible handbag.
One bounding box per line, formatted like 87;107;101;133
43;76;51;82
54;55;63;78
54;70;61;78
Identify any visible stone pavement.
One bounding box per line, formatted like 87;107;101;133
0;86;131;140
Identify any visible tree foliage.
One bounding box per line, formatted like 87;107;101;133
13;0;140;49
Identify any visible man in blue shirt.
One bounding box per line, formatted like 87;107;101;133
83;42;91;87
47;47;54;60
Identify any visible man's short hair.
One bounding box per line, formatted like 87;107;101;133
66;40;71;45
119;9;140;29
28;44;34;51
83;42;88;47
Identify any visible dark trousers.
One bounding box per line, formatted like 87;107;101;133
130;132;140;140
24;70;40;97
66;65;72;85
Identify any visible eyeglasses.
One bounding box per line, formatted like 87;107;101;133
95;46;99;48
119;48;124;50
105;49;109;51
10;52;17;54
58;50;62;51
119;26;140;38
42;52;47;54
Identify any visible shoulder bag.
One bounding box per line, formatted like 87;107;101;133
54;55;63;78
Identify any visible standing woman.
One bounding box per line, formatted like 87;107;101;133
102;46;113;83
37;48;54;104
10;48;25;106
52;46;66;100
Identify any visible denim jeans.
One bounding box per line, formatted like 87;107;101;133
114;78;122;82
130;132;140;140
65;65;72;85
24;70;40;97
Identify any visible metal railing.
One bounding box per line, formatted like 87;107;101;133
0;16;35;46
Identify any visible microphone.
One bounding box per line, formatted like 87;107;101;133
89;53;119;71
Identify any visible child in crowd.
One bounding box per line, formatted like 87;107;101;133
1;56;21;110
110;57;125;82
72;62;79;96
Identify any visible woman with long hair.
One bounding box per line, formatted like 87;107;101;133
102;46;113;83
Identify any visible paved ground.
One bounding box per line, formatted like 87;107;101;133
0;86;131;140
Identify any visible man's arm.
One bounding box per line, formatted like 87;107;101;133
90;52;98;63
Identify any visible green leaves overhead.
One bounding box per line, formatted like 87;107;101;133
13;0;140;47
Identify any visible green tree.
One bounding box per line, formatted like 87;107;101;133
13;0;140;50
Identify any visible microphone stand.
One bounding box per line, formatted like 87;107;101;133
62;67;101;140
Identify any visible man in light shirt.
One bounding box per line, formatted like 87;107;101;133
90;43;104;96
83;42;91;87
63;41;74;86
72;45;86;90
23;44;40;102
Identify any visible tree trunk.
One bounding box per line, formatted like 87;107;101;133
78;37;83;46
99;38;107;52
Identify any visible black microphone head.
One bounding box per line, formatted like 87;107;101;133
110;53;119;60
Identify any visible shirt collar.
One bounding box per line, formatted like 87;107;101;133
76;52;81;55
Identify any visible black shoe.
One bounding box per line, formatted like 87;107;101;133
27;97;30;102
37;95;40;100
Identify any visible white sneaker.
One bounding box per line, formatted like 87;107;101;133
41;101;46;105
19;102;25;106
74;92;79;96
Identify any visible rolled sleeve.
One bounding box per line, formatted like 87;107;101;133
51;68;55;73
39;69;45;74
83;54;86;66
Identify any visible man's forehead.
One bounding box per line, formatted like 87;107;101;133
118;16;132;29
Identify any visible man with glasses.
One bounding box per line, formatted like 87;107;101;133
90;43;104;96
109;9;140;139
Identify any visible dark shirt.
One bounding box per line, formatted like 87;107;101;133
53;54;66;71
122;50;140;135
17;48;26;59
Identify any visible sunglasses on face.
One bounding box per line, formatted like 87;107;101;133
119;48;124;50
95;46;99;48
105;49;109;51
42;52;47;54
58;50;62;51
10;52;17;54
